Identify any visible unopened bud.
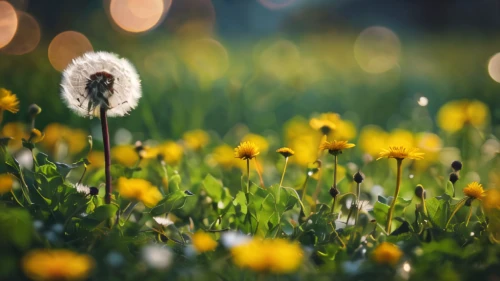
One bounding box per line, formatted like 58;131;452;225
414;184;426;199
353;171;364;184
329;186;340;198
449;172;459;184
451;160;462;172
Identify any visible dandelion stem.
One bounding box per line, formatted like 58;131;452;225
277;157;289;204
386;158;403;233
246;159;250;194
10;190;24;207
465;205;473;227
333;154;338;188
330;195;336;214
300;174;310;200
100;107;112;204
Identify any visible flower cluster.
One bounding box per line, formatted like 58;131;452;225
117;177;162;208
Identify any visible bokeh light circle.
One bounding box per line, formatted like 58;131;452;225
181;38;229;82
0;1;18;49
110;0;168;33
354;26;401;74
48;31;94;72
166;0;215;37
258;0;296;10
1;11;40;55
487;53;500;83
259;39;301;81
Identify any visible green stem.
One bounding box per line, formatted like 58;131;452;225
330;196;336;214
333;154;338;189
465;205;473;227
300;175;310;200
277;157;289;204
386;158;403;233
10;190;24;207
246;159;250;194
445;197;468;229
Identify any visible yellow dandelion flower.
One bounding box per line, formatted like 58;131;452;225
437;100;489;133
319;140;355;155
0;88;20;113
87;151;105;169
330;119;357;141
192;232;218;253
276;147;295;158
157;141;184;166
22;249;94;281
483;188;500;210
377;146;424;160
358;125;389;156
41;123;88;155
387;129;415;148
463;182;484;200
112;145;139;167
234;141;260;160
372;242;403;266
183;129;210;151
243;134;269;153
1;122;27;150
309;112;340;134
212;144;238;169
29;129;45;143
0;173;14;195
231;239;303;274
117;177;162;208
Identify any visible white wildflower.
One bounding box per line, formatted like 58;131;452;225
61;51;141;118
75;183;90;195
153;216;174;227
141;244;173;270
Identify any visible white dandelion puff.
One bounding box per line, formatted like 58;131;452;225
153;216;174;227
141;244;173;270
75;183;90;195
61;51;141;118
221;231;251;248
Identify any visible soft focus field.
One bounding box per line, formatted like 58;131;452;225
1;1;500;281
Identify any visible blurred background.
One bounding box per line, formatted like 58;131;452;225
1;0;500;139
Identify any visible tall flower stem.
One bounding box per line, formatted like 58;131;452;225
277;157;289;204
300;174;310;200
100;107;112;204
246;159;250;194
330;154;338;214
330;196;337;214
386;158;403;233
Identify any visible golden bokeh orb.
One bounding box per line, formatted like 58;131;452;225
110;0;168;33
354;26;401;74
1;11;40;55
0;2;19;49
48;31;94;72
487;53;500;83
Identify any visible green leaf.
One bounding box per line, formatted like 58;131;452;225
372;201;390;227
233;191;247;215
87;204;119;221
0;208;33;249
150;190;193;216
202;174;223;202
445;181;454;198
55;159;86;179
426;197;449;228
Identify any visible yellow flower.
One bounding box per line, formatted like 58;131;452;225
192;232;218;253
483;188;500;210
377;146;424;160
234;141;260;160
29;129;45;143
157;141;184;166
319;140;355;155
112;145;139;167
437;100;489;133
87;151;105;169
309;112;340;134
0;88;20;113
231;238;303;274
183;129;210;151
243;134;269;154
387;129;415;148
22;249;94;281
330;119;357;141
212;144;238;169
415;133;442;170
276;147;295;158
372;242;403;266
358;125;388;156
463;182;484;200
1;122;27;150
41;123;88;155
117;177;162;208
0;173;14;195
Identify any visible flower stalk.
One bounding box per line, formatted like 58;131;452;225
386;158;403;233
100;107;112;204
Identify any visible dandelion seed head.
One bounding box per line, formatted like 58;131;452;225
141;244;173;270
61;51;141;118
153;216;174;227
75;183;91;195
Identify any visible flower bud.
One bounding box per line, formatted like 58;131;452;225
89;187;99;196
28;104;42;116
329;186;340;198
449;172;459;184
451;160;462;172
414;184;426;199
353;171;364;184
